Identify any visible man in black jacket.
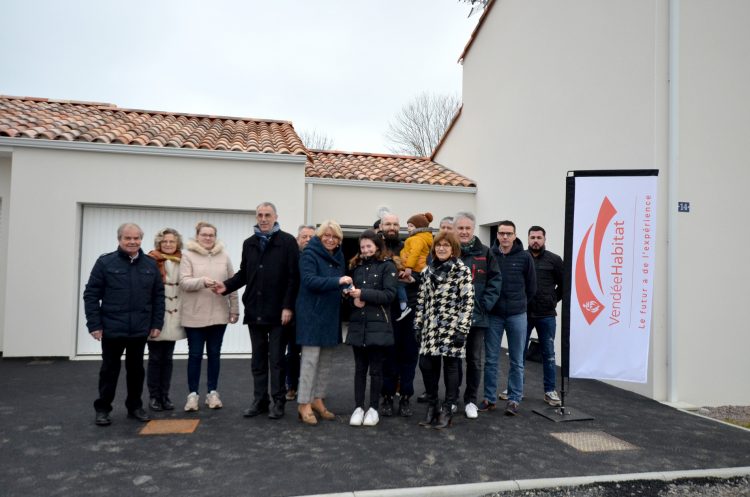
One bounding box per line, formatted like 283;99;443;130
379;212;420;417
454;212;502;419
486;220;536;416
215;202;299;420
84;223;165;426
527;226;564;407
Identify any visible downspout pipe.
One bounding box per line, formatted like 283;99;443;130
667;0;679;403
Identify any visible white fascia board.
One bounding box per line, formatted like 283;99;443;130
0;137;307;165
305;177;476;194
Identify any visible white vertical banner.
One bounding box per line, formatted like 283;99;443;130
570;174;657;383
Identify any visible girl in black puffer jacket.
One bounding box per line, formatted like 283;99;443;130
345;230;398;427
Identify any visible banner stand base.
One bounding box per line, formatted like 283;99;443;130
533;405;594;423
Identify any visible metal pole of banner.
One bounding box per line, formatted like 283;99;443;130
534;172;593;422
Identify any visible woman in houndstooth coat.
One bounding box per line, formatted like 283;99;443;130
414;231;474;429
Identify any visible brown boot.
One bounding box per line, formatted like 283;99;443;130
311;398;335;420
298;403;318;425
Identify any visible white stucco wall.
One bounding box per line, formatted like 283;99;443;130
437;0;750;406
671;0;750;406
2;145;305;357
0;153;11;352
306;181;476;234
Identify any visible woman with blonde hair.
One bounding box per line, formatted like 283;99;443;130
295;220;352;425
180;221;239;411
146;228;185;411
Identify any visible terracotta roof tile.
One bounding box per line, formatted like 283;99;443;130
0;95;307;156
306;150;475;188
1;95;474;188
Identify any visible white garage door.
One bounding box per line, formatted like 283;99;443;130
77;205;254;356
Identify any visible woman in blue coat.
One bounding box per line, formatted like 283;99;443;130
345;230;398;427
295;220;352;425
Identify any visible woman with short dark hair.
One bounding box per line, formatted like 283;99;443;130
415;231;474;429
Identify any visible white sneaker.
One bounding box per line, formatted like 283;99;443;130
205;390;223;409
498;389;508;400
349;407;365;426
464;402;478;419
544;391;562;407
362;407;380;426
396;307;412;322
184;392;199;412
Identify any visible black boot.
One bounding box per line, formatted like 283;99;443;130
433;404;452;430
398;396;413;417
418;402;438;427
380;395;394;417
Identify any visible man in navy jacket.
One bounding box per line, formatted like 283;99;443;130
84;223;164;426
486;220;536;416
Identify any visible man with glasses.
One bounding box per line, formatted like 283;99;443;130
215;202;299;420
486;220;536;416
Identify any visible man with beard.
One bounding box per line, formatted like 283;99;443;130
526;226;564;407
378;212;419;417
487;220;536;416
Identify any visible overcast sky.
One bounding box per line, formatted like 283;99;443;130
0;1;480;153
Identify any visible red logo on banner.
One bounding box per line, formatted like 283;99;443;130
575;197;617;324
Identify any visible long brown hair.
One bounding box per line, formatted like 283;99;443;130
349;229;387;269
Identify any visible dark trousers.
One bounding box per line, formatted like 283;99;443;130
419;354;460;408
94;335;148;413
353;345;386;410
382;311;419;398
186;325;226;393
249;324;286;404
463;326;485;405
146;340;176;400
283;325;301;391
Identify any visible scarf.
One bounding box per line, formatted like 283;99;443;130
254;222;281;252
427;257;456;285
148;249;182;283
460;236;477;253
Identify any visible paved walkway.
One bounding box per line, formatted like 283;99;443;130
2;345;749;497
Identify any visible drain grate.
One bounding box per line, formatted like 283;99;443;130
139;419;200;435
550;431;638;452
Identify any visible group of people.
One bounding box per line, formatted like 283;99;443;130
83;202;563;430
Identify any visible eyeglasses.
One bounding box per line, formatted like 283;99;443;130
321;234;340;241
498;232;515;238
435;244;452;250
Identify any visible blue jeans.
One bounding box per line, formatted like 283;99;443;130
186;325;226;393
484;313;527;403
526;316;557;393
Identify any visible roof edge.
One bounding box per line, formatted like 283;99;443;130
457;0;497;63
309;148;428;160
0;94;294;125
430;105;463;161
305;176;476;193
0;137;308;163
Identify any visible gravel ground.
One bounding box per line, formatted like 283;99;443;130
482;477;750;497
480;406;750;497
698;406;750;427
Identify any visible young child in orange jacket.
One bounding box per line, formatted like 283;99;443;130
396;212;434;321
